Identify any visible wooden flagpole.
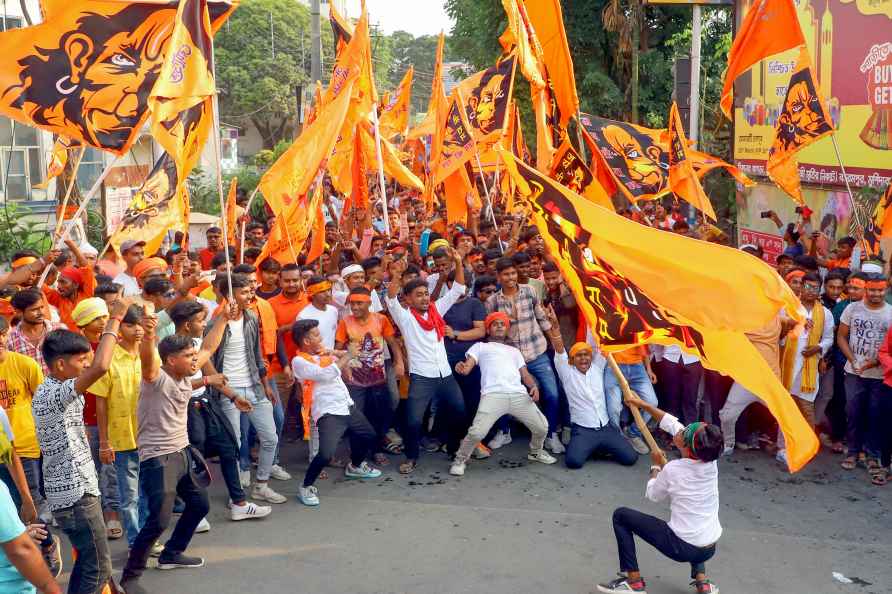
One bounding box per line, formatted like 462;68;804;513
369;104;391;236
238;185;261;264
50;146;87;240
209;41;233;300
604;352;668;465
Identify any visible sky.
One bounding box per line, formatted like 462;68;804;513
338;0;454;36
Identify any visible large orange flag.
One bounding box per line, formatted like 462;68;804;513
431;92;478;186
224;177;239;247
720;0;805;118
306;183;326;264
500;150;816;472
766;46;834;205
379;66;413;139
260;75;356;217
329;0;353;58
349;127;370;213
550;137;613;211
668;102;716;221
521;0;578;128
357;123;423;191
455;55;517;145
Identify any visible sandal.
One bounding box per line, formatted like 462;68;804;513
383;441;404;454
399;461;417;474
831;442;844;454
871;469;888;486
841;457;857;470
106;520;123;540
867;458;881;474
318;470;329;480
373;453;390;466
328;457;347;469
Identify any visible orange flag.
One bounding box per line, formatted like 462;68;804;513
34;136;79;190
358;123;423;191
408;33;446;140
260;75;356;217
501;150;816;472
442;167;473;226
668;102;716;221
550;137;613;211
350;127;370;212
720;0;805;118
329;0;353;57
224;177;239;247
302;82;323;133
306;184;326;264
455;55;516;145
522;0;578;128
379;67;413;139
431;92;478;186
766;46;834;205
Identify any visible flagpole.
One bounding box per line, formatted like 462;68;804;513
209;43;233;301
37;157;118;288
50;146;87;241
829;132;864;235
575;111;587;163
369;104;391;237
604;352;667;465
238;186;260;264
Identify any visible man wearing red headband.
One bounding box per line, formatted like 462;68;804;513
42;238;96;331
449;311;556;476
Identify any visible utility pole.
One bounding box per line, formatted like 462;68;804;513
310;0;322;83
689;3;702;143
269;11;275;59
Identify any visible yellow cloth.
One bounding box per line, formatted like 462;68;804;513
71;297;109;328
89;345;142;452
0;352;44;458
781;304;824;394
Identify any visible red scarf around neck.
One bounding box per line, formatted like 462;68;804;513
411;303;446;341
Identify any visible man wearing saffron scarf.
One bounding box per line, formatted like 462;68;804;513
385;248;468;474
777;272;833;467
43;239;96;331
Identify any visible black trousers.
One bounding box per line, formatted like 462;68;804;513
659;360;704;425
612;507;716;579
703;370;732;426
303;406;376;487
122;449;209;582
565;423;638;468
347;383;392;453
405;374;467;461
188;395;246;503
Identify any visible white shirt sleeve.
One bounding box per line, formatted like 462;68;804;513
645;465;672;503
434;281;466;316
510;346;525;370
465;342;482;363
291;356;342;382
385;296;409;328
659;412;685;436
553;350;571;382
819;306;834;355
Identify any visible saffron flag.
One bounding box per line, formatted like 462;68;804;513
379;66;413;139
357;123;423;191
511;102;533;166
550;137;613;211
224;177;238;248
258;195;306;266
329;0;353;57
350;126;370;212
766;46;834;205
302;82;323;133
408;32;446;140
306;182;326;264
0;0;235;155
442;167;472;226
260;75;355;217
580;113;753;203
455;55;516;144
34;136;79;190
500;150;816;472
521;0;578;129
109;154;187;257
500;0;544;90
431;92;478;185
668;102;716;221
321;2;374;109
720;0;805;118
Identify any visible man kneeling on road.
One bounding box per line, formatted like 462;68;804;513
449;312;557;476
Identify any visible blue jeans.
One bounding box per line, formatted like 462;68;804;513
268;380;285;466
114;449;148;547
525;351;560;435
603;363;658;438
221;387;279;481
54;495;112;593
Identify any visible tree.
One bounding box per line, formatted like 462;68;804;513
388;32;443;118
215;0;310;149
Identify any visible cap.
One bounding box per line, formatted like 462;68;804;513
120;240;146;254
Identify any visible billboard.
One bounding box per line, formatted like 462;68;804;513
733;0;892;189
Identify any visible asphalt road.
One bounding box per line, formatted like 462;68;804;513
63;440;890;594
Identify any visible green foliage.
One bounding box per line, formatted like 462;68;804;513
186;166;261;216
387;32;444;118
0;203;51;262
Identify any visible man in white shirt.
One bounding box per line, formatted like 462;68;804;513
449;312;557;476
552;340;638;469
597;396;723;594
299;276;343;348
290;319;381;506
112;240;146;297
385;249;468;475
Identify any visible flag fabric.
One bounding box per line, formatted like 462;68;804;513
580;113;753;204
224;177;238;248
521;0;578;128
379;66;413;139
766;46;834;205
329;0;353;57
306;183;326;264
500;0;545;90
550;137;613;211
260;76;356;217
511;102;533;165
408;33;446;140
257;195;306;266
109;154;187;257
321;3;374;110
358;123;424;191
499;150;815;472
668;102;716;221
720;0;805;118
34;136;79;189
455;55;516;144
302;81;323;132
861;183;892;258
431;92;478;186
442;168;472;226
349;126;370;213
0;1;233;155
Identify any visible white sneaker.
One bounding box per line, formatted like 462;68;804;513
344;461;382;479
722;446;734;457
251;483;287;504
239;470;251;488
528;450;557;465
545;435;565;454
775;449;788;467
298;485;320;506
230;501;272;521
449;461;466;476
149;541;164;557
195;518;210;533
487;430;512;450
628;436;650;455
269;464;292;481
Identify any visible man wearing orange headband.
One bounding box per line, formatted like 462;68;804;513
40;237;96;331
298;275;339;350
837;273;892;473
449;311;556;476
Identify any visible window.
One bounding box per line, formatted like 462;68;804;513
1;15;22;32
77;147;106;193
0;117;44;201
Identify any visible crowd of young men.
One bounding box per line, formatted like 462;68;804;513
0;193;889;594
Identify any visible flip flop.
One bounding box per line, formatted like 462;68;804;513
106;520;123;540
399;461;417;474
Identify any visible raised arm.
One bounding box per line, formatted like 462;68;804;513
198;302;235;368
74;298;128;394
139;310;161;383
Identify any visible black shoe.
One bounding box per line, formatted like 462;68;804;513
42;535;63;578
120;577;149;594
156;552;205;570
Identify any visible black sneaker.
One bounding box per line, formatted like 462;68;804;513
156;552;205;570
596;574;647;593
42;534;63;578
120;578;148;594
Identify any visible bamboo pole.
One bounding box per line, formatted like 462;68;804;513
369;104;391;236
50;147;87;240
604;351;668;465
238;185;261;264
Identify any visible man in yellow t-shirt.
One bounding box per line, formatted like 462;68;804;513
90;304;145;547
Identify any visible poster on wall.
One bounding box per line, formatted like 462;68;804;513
733;0;892;189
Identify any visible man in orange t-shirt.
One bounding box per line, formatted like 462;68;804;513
42;239;96;330
602;343;658;456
